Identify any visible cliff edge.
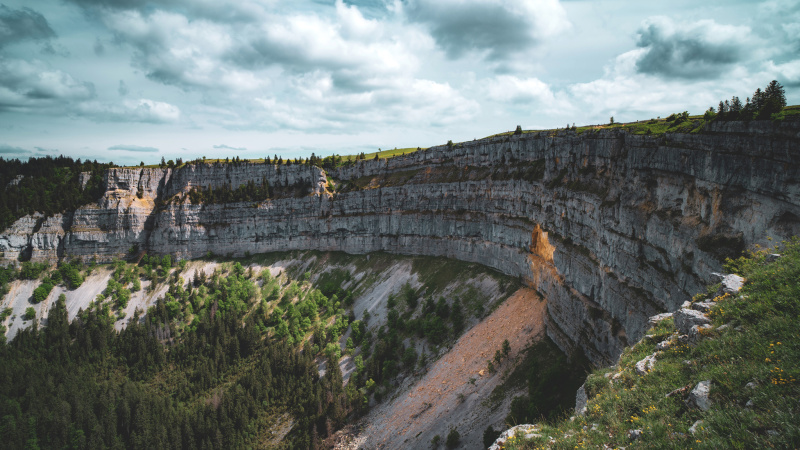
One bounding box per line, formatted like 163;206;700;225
2;119;799;365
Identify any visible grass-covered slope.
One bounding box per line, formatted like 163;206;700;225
501;238;800;449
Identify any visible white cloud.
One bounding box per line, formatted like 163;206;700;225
486;75;556;104
765;59;800;86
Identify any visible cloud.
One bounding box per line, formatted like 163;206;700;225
0;59;96;111
633;17;751;79
99;9;270;91
118;80;129;96
70;1;473;132
108;144;159;152
66;0;273;24
486;75;556;104
766;59;800;87
402;0;569;61
757;0;800;53
213;144;246;151
77;98;181;123
0;5;56;48
0;144;30;155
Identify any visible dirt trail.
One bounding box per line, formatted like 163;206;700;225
353;288;547;449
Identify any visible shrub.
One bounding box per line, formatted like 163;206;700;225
118;288;131;308
484;426;501;448
19;261;48;280
445;429;460;449
402;346;418;368
31;281;54;304
24;307;35;321
59;264;84;289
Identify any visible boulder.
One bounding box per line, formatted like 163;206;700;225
673;309;711;335
648;312;673;326
635;353;658;375
686;380;712;411
711;273;745;295
489;425;540;450
691;301;715;313
765;254;781;263
689;324;713;344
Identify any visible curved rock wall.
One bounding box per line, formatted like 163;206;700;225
2;119;799;365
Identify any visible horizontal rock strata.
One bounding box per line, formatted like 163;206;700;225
2;119;799;364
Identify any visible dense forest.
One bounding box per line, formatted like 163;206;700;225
0;250;589;449
0;259;358;449
0;156;112;232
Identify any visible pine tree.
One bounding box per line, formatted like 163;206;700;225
765;80;787;108
730;96;743;113
752;88;764;111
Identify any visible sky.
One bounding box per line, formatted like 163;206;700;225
0;0;798;165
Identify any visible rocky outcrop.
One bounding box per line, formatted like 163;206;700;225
0;213;43;260
2;118;799;365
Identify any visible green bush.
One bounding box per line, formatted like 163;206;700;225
118;288;131;308
445;429;460;449
19;261;48;280
24;307;35;321
59;263;84;289
31;281;54;304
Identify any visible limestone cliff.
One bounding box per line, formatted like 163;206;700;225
2;119;799;365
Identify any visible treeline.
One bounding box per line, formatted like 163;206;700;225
0;156;111;232
187;179;271;205
706;80;787;121
0;270;353;449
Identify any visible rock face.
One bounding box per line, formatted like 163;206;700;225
2;119;800;365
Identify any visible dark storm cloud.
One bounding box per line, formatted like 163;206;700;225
0;144;30;154
0;5;57;48
404;1;536;60
64;0;262;24
634;18;747;79
108;144;159;152
0;59;96;111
